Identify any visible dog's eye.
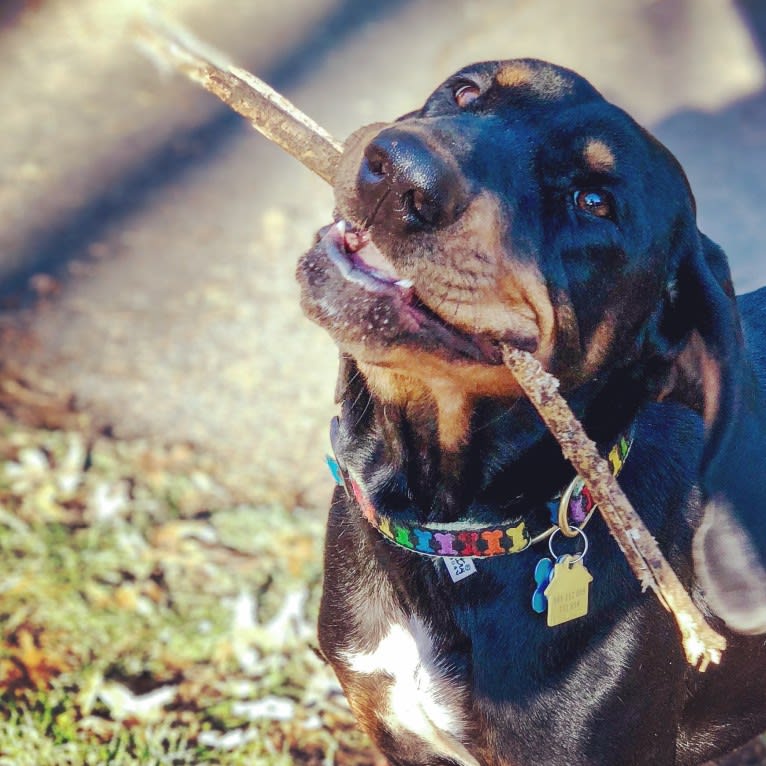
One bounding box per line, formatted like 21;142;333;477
573;189;613;219
454;83;481;108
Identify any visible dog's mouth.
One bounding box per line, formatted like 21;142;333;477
297;219;539;365
325;219;416;296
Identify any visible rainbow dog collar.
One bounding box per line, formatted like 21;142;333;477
327;423;633;559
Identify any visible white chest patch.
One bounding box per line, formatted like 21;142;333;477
342;617;480;766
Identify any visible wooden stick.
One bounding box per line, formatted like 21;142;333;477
135;15;726;669
134;14;343;185
501;347;726;670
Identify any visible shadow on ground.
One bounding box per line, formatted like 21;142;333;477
654;0;766;292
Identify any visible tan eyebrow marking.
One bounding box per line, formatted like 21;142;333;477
584;139;616;172
496;62;535;88
495;62;572;99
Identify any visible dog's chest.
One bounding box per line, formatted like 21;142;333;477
341;616;480;766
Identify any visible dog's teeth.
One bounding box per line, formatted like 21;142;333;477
337;259;353;278
344;231;364;254
395;279;414;288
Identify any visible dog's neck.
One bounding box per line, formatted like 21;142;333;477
334;355;648;525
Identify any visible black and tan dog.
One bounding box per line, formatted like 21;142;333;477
296;59;766;766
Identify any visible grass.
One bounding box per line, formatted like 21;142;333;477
0;401;763;766
0;414;376;765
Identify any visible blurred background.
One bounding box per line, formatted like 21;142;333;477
1;0;765;510
0;1;765;763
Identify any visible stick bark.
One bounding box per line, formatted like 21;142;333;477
136;13;727;669
134;14;343;185
501;347;726;670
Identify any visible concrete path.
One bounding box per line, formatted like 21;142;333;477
1;0;764;507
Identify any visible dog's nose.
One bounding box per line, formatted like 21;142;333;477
356;127;467;231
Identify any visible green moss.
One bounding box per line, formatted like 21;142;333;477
0;418;373;765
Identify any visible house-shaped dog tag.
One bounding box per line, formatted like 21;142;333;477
544;554;593;627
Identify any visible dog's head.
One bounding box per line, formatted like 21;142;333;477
298;59;736;421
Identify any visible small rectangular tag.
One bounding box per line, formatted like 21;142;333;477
443;556;477;582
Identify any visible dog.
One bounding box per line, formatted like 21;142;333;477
296;59;766;766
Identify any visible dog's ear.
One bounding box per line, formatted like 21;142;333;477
668;233;742;459
668;232;766;633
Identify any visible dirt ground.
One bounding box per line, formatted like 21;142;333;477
1;0;765;508
1;1;766;764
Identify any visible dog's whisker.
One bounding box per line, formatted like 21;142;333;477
349;385;369;413
474;399;523;434
337;369;364;402
353;390;374;428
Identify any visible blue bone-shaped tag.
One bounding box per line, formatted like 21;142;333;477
532;557;555;614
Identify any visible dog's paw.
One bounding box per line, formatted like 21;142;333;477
693;495;766;634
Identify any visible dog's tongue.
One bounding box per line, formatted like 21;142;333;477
352;243;401;282
342;225;406;284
